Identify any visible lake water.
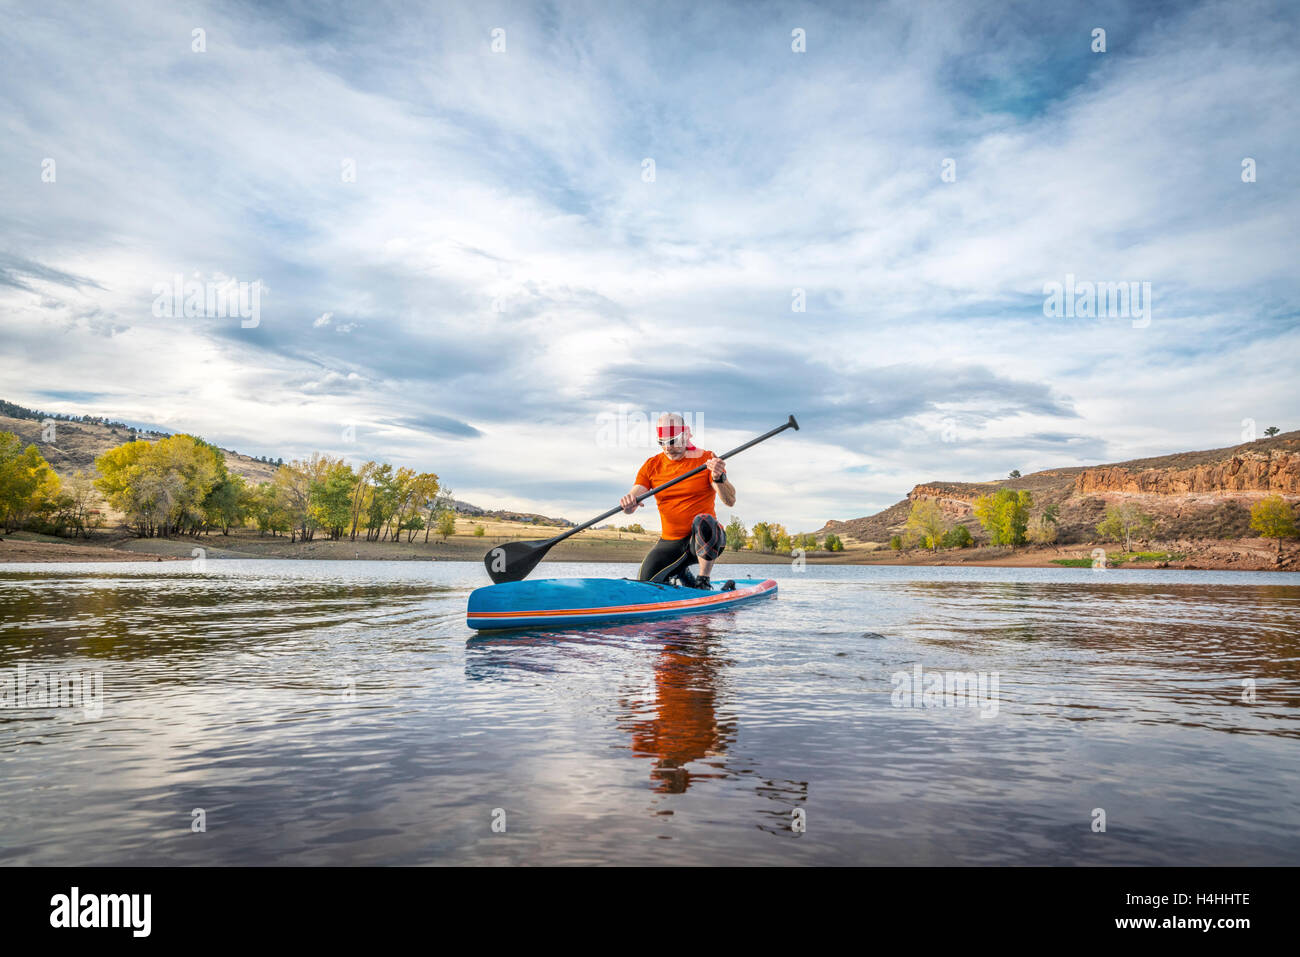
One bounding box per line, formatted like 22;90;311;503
1;560;1297;865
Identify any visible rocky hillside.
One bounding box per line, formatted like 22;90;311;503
822;431;1300;545
1073;445;1300;495
1;411;280;485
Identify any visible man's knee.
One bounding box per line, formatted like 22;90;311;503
690;514;726;560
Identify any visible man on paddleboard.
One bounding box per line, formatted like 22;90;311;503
619;413;735;589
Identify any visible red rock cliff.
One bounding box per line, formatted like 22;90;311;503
1073;449;1300;496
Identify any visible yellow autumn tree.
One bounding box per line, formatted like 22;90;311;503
905;500;952;550
1250;495;1298;559
95;435;223;537
0;432;61;531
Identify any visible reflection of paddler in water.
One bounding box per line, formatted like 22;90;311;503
464;620;733;792
620;620;735;793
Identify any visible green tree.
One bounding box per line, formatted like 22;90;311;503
1009;469;1021;479
889;535;903;550
473;524;486;537
363;463;397;541
823;533;844;552
766;523;789;552
751;521;774;552
1264;426;1280;437
942;525;973;548
204;473;251;535
1250;495;1298;558
380;466;416;542
627;523;645;535
905;499;951;550
435;507;457;541
176;436;229;533
249;482;290;536
308;458;357;540
724;516;748;550
973;489;1034;546
1096;501;1155;551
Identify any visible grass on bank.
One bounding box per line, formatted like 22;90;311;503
1051;550;1187;568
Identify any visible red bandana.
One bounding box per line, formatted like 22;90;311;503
656;423;696;450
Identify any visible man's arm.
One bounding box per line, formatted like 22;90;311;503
706;457;736;507
619;485;649;513
712;476;736;508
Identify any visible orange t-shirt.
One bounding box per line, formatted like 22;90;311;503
635;449;716;540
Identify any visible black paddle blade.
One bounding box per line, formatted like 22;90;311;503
483;539;554;583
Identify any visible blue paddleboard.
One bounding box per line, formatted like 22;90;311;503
466;577;777;631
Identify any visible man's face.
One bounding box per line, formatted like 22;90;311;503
658;425;689;460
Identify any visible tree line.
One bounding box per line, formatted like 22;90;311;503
0;430;457;544
93;434;451;543
722;516;844;554
891;490;1298;553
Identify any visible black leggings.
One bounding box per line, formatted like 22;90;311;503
638;535;697;583
637;514;727;583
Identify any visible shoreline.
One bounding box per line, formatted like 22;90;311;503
2;531;1294;572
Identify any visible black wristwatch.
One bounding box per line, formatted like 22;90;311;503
712;470;727;483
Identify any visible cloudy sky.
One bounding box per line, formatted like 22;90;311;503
2;0;1297;532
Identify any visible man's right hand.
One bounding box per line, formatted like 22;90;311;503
619;492;643;514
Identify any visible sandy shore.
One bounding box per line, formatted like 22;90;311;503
0;537;186;563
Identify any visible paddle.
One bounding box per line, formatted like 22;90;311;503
482;414;800;583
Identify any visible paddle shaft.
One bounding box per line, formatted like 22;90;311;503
543;415;799;546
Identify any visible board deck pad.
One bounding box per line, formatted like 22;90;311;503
466;577;778;631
